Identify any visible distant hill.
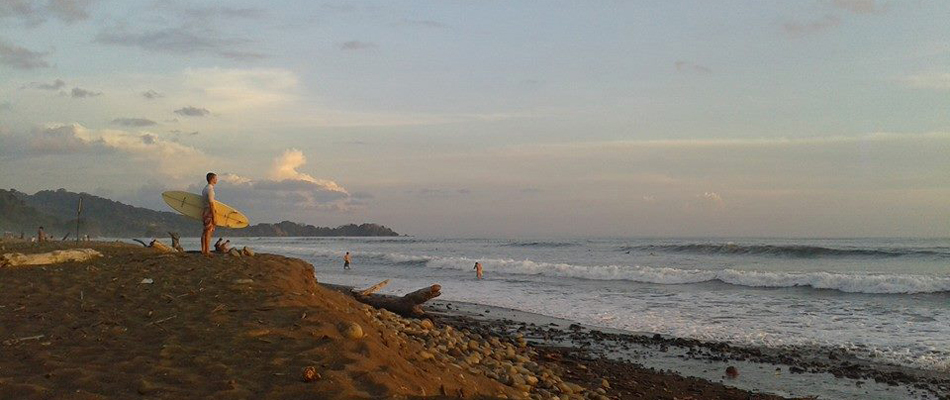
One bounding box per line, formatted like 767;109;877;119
0;188;400;238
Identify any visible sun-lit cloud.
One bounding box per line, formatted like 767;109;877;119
112;117;157;127
0;0;96;25
24;79;65;90
340;41;377;50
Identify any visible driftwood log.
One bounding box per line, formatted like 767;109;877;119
351;280;442;317
1;249;102;267
168;232;183;252
133;233;183;253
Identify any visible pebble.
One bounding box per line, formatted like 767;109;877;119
338;321;364;340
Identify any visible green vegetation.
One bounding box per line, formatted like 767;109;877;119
0;188;399;238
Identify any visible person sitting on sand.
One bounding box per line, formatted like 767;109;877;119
474;262;483;280
214;238;224;252
343;252;352;270
201;172;218;256
37;226;47;243
221;240;231;253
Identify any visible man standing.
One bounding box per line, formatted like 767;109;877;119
343;252;352;270
201;172;218;256
37;226;47;243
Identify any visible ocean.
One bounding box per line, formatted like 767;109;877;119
185;236;950;374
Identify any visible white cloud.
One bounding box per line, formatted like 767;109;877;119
191;150;354;217
182;67;298;112
270;148;348;194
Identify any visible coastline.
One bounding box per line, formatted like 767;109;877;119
1;239;945;399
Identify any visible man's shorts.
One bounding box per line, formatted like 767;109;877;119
202;209;215;231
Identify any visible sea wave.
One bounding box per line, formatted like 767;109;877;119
341;250;950;294
502;241;577;248
621;243;948;259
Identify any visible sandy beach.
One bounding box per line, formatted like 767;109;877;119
0;239;820;399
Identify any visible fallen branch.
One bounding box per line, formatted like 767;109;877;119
352;284;441;317
168;232;183;252
355;279;390;296
2;334;45;346
1;249;102;267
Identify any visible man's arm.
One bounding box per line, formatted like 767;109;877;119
208;189;217;224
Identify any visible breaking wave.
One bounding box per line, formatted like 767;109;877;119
344;251;950;294
621;243;948;259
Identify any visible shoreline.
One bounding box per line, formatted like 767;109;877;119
3;239;946;399
424;300;949;400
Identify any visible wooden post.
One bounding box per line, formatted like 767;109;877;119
75;196;83;242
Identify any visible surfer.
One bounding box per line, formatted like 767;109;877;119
474;262;483;280
343;252;352;270
201;172;218;256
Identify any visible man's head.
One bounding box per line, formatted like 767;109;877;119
206;172;217;184
39;226;44;230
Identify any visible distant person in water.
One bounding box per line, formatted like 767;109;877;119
37;226;47;243
343;252;352;270
474;262;483;280
201;172;218;256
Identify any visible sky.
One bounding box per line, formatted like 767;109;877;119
1;0;948;238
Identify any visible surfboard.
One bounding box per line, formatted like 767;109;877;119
161;191;249;228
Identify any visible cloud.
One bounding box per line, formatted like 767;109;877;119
94;26;264;60
174;106;210;117
0;101;10;111
70;87;101;98
0;0;95;25
47;0;94;23
783;15;841;37
181;67;298;112
397;19;447;29
142;89;163;99
902;73;950;90
199;150;353;214
0;40;50;70
701;192;724;207
270;149;348;193
24;79;65;90
184;5;265;20
112;117;158;127
340;41;377;50
830;0;886;14
674;60;711;74
28;124;106;154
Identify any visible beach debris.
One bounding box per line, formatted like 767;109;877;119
140;278;154;284
1;248;102;267
233;279;254;284
600;378;610;389
168;232;184;252
725;365;739;378
241;246;255;257
354;279;390;296
301;366;321;382
352;283;442;317
338;321;364;340
2;334;45;346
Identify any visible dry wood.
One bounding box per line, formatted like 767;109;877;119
355;279;390;296
1;249;102;267
352;284;441;317
168;232;184;252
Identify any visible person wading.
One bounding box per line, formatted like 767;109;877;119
343;252;352;270
201;172;218;256
474;262;483;280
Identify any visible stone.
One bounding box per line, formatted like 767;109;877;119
526;375;539;386
419;319;434;330
600;378;610;389
418;351;435;360
302;366;321;382
726;365;739;378
338;322;364;340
